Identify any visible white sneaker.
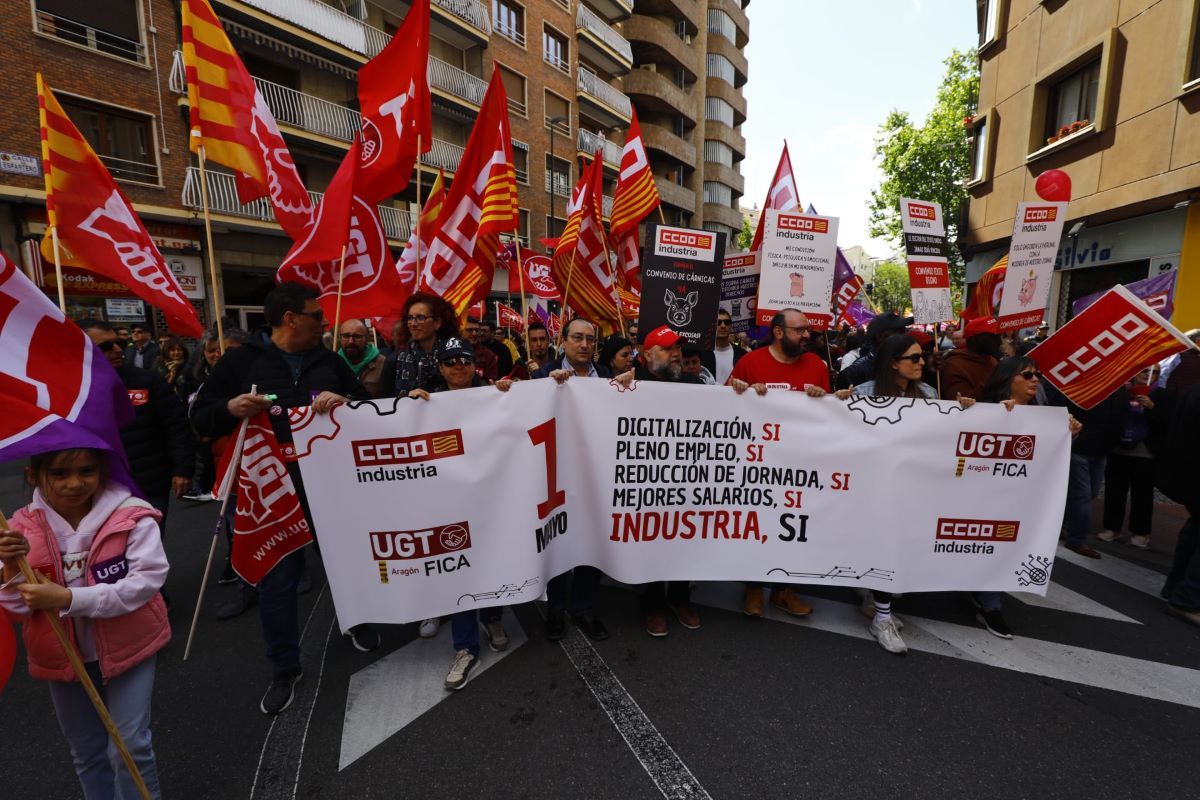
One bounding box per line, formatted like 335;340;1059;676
419;618;440;639
484;620;509;652
1096;530;1120;543
860;593;903;629
444;649;477;691
869;616;908;655
1129;535;1150;550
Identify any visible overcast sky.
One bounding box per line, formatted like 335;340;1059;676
740;0;976;258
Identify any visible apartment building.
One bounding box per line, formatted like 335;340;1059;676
963;0;1200;330
0;0;750;330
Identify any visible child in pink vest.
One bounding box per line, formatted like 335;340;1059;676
0;447;169;799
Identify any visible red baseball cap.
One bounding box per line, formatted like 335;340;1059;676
642;325;681;348
963;316;999;338
908;329;933;348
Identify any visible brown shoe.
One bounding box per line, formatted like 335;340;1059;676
770;588;813;617
1166;604;1200;627
645;613;668;637
1065;542;1102;559
743;587;764;618
672;605;701;630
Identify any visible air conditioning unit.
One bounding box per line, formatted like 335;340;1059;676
640;63;658;72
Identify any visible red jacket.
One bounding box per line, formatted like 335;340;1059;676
10;501;170;683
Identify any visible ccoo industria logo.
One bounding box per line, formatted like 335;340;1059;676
370;521;473;582
351;429;464;483
954;431;1036;478
934;518;1020;555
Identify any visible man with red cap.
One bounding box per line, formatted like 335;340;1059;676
939;316;1002;400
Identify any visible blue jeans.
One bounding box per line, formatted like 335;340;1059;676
450;606;503;656
258;550;304;675
974;591;1003;612
48;657;161;800
547;566;601;615
1064;453;1106;545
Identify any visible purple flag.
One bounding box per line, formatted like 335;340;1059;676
843;301;876;327
1071;272;1177;321
806;204;858;291
0;253;137;493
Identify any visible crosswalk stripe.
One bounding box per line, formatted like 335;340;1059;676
1055;545;1167;599
1009;581;1140;623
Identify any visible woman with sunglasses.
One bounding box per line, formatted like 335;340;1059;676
963;357;1082;638
408;338;515;690
381;292;460;398
848;335;937;654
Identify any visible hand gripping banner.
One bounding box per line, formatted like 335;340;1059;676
291;381;1072;631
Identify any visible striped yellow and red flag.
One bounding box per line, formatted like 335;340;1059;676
609;109;659;238
181;0;313;239
962;255;1007;323
397;168;446;290
37;74;203;336
1029;285;1194;409
421;70;519;319
551;156;621;334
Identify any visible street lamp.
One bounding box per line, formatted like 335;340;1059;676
547;115;569;245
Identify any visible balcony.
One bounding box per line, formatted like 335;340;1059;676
703;163;744;197
623;68;696;124
702;202;743;232
706;33;748;88
627;0;702;34
575;4;633;75
429;0;491;42
640;124;695;166
705;77;747;126
182;166;416;240
229;0;390;58
34;9;147;64
624;15;700;82
709;0;750;48
545;170;571;198
428;56;488;109
577;129;623;167
579;0;632;22
654;177;696;213
704;120;745;160
577;67;632;127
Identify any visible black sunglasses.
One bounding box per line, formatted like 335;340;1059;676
896;354;924;364
96;340;119;352
441;356;474;367
1019;370;1042;380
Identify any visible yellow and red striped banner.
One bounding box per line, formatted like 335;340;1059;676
609;109;659;238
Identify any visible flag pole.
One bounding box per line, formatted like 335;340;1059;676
332;244;349;350
183;404;252;661
196;145;228;355
413;134;423;291
558;250;578;345
0;511;152;800
49;226;67;314
513;238;532;358
657;207;666;226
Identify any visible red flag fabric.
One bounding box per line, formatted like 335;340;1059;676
421;70;520;317
496;302;525;331
1029;285;1195;410
230;412;313;585
750;143;800;252
609;109;660;238
835;274;865;326
615;229;642;290
355;0;431;203
397;169;446;291
182;0;314;240
962;256;1007;322
38;74;203;337
505;250;561;299
468;300;485;319
0;609;15;695
550;156;620;333
279;139;360;271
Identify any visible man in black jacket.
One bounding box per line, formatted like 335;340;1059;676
1158;380;1200;626
79;320;194;526
123;321;160;369
191;282;374;716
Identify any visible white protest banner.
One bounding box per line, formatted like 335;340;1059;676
756;209;839;329
289;380;1071;631
899;198;953;323
997;201;1068;331
720;252;760;334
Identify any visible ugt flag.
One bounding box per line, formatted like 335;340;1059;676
1029;285;1195;409
0;253;137;492
229;412;313;584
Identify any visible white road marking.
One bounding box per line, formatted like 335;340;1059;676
338;608;528;771
549;611;712;800
1010;581;1140;623
690;583;1200;710
251;586;337;800
1055;544;1168;599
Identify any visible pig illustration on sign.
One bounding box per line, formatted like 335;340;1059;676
1018;270;1037;306
664;288;699;327
789;273;805;298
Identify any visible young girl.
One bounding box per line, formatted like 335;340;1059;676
0;447;169;799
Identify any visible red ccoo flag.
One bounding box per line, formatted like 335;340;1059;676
609;109;660;238
279;139;360;271
355;0;431;203
750;143;800;252
496;302;525;331
1029;285;1195;410
38;74;203;337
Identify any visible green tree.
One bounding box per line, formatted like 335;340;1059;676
868;49;978;305
868;262;912;315
736;215;754;251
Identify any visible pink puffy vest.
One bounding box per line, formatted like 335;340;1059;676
11;499;170;683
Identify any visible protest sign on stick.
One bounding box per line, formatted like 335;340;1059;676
996;201;1068;332
756;209;839;329
638;224;726;348
899;198;953;324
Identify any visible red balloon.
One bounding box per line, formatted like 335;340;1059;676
1035;169;1072;202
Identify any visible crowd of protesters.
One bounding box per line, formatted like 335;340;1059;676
2;282;1199;798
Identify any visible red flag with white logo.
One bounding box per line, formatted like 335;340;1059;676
609;109;660;238
750;143;800;252
279;139;360;271
355;0;431;203
1029;285;1195;409
505;249;561;300
496;302;525;331
230;412;312;585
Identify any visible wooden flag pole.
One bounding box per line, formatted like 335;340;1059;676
0;511;152;800
183;402;252;662
49;226;67;314
331;244;349;351
599;230;626;339
196;146;228;354
933;322;943;397
657;207;666;226
413;134;423;291
513;238;532;358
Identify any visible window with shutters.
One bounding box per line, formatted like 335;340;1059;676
497;64;527;117
33;0;146;64
60;97;159;184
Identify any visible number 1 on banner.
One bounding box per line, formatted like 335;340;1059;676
528;419;566;519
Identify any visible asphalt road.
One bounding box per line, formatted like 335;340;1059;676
2;462;1198;800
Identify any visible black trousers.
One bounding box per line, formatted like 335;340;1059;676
1101;453;1154;535
640;581;691;614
